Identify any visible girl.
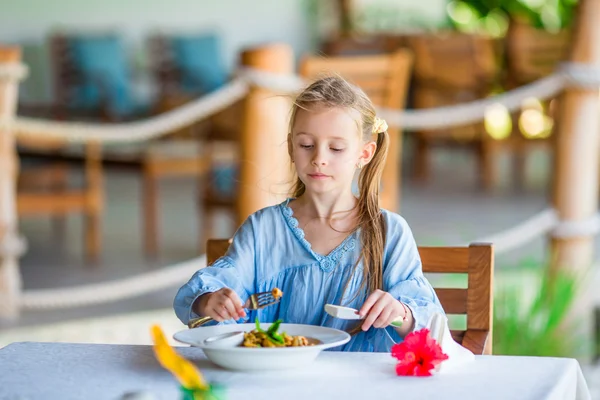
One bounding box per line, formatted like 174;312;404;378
174;76;444;352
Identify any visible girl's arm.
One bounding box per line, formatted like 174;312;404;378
173;216;257;325
382;212;444;335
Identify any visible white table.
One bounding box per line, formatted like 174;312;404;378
0;342;591;400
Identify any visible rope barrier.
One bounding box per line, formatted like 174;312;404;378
11;78;249;143
472;208;558;254
559;62;600;90
0;233;27;258
20;255;206;309
0;63;29;81
381;74;566;130
9;63;600;142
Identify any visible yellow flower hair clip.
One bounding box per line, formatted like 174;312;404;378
372;117;388;134
151;325;225;400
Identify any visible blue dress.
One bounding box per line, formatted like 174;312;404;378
174;198;444;352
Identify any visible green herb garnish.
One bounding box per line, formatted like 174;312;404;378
254;317;285;345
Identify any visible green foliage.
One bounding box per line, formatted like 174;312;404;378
447;0;578;35
493;265;588;358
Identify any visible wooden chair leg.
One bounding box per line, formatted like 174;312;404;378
85;210;101;263
202;203;214;251
413;134;431;183
51;213;67;239
51;163;69;239
478;138;497;191
143;168;159;258
84;143;103;263
197;175;206;255
512;139;527;192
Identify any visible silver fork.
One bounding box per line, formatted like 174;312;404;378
187;290;281;329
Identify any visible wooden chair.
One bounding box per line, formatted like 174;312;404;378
148;33;242;252
16;138;104;261
206;238;494;355
141;135;210;257
49;31;152;122
299;50;414;211
14;32;109;261
505;20;571;87
418;243;494;355
22;32;212;258
407;32;502;190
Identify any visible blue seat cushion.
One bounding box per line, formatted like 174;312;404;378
70;35;135;117
171;34;226;95
211;165;238;197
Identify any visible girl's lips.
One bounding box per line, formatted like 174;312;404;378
308;173;329;179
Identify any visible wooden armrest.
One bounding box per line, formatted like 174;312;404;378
462;329;490;355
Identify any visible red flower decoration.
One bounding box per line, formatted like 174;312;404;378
391;328;448;377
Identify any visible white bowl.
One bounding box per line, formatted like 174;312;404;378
173;323;351;371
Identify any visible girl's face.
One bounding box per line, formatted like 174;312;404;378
290;106;376;196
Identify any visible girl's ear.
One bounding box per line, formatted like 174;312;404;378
359;140;377;166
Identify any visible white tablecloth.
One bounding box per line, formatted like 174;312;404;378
0;342;591;400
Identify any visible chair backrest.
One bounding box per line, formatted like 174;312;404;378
407;32;500;140
49;32;134;120
321;34;407;57
49;33;86;118
505;20;571;86
206;239;494;355
418;243;494;355
298;49;413;110
149;32;226;98
408;32;499;94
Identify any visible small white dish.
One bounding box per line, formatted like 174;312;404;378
325;304;404;327
173;323;351;371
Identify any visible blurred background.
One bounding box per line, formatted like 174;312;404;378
1;0;597;385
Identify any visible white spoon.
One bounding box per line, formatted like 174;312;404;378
202;331;245;347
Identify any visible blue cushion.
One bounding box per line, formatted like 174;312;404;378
70;35;134;117
211;165;238;197
171;34;226;95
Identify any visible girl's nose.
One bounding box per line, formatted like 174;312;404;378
311;147;327;166
312;155;326;166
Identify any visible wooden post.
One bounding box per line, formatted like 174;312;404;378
380;50;413;212
551;0;600;272
237;44;294;224
379;127;401;212
337;0;354;37
0;46;24;319
550;0;600;356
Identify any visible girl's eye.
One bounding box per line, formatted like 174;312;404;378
300;144;313;149
331;148;344;152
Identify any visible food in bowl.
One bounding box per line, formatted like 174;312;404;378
173;323;352;371
242;318;320;348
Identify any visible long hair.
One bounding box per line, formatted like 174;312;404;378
287;76;390;332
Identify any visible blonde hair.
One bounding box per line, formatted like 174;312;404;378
287;76;390;332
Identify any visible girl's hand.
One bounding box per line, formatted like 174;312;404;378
196;288;246;322
358;289;408;331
